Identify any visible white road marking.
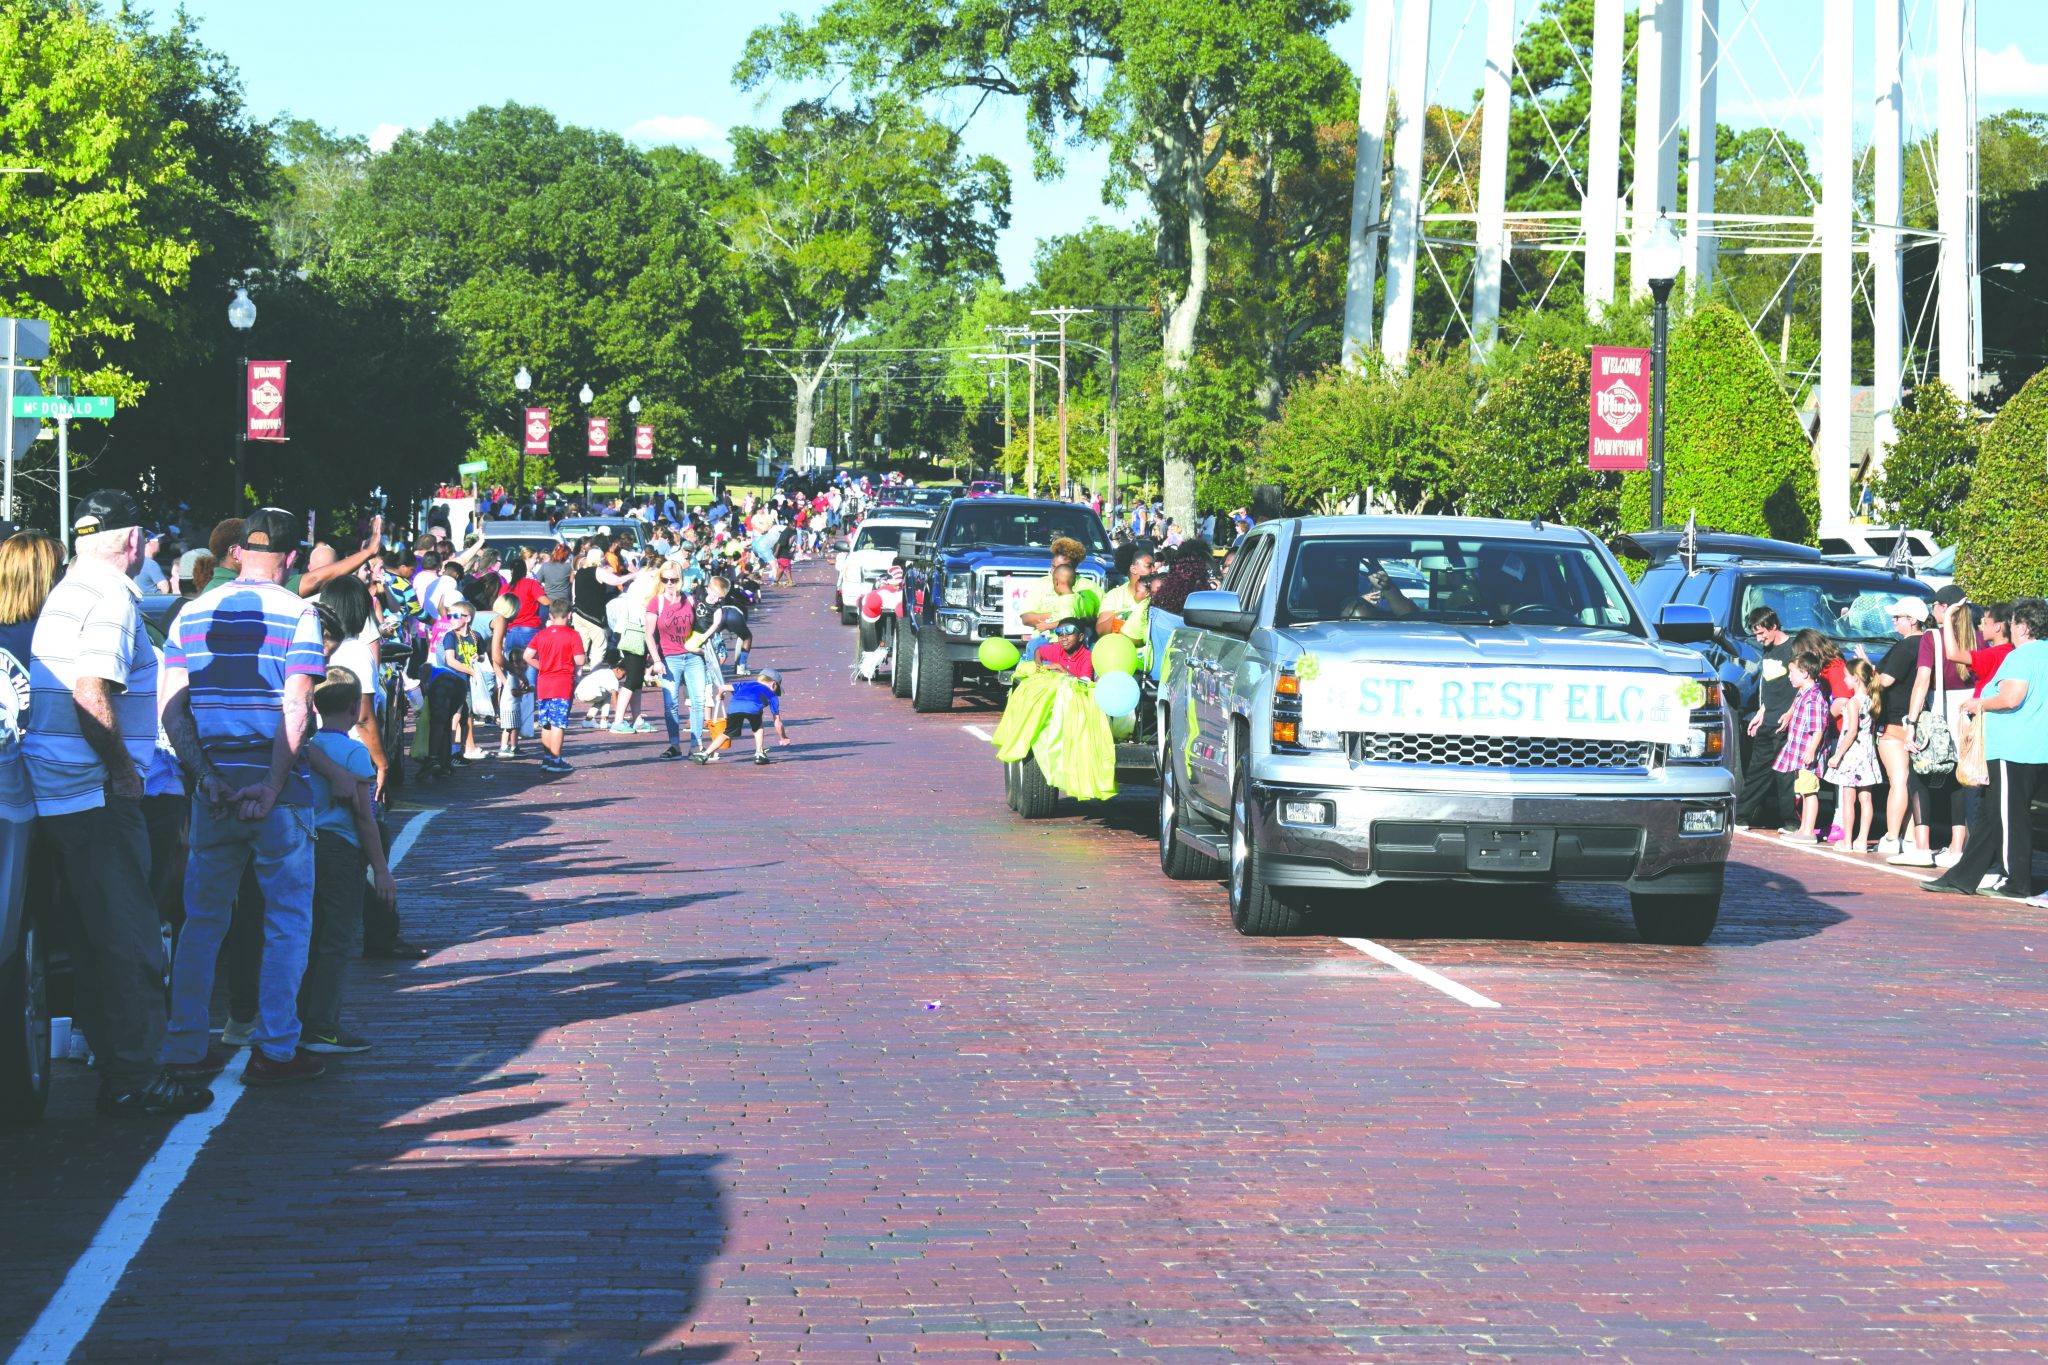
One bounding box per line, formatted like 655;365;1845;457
8;808;440;1365
961;724;994;742
1733;827;1943;885
1339;936;1502;1009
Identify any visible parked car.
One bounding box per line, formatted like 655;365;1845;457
833;513;935;625
1620;529;1936;714
1156;515;1735;945
896;497;1115;713
968;481;1004;499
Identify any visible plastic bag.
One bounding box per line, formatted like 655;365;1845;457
1956;710;1988;788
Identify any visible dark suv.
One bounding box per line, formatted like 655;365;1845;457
1620;530;1936;713
897;498;1115;713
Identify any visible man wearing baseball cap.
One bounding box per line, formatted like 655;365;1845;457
25;490;208;1115
160;506;331;1085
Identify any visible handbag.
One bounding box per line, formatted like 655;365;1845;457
1910;629;1958;780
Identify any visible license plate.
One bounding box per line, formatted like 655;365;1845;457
1465;825;1556;874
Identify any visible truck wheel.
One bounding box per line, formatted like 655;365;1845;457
1629;893;1721;946
0;905;51;1128
1016;755;1057;820
1158;751;1220;880
1228;749;1311;935
911;632;954;713
890;623;915;699
839;603;858;627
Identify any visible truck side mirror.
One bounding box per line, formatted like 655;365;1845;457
1657;603;1715;645
1184;589;1254;635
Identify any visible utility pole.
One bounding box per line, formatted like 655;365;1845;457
1032;307;1092;501
1090;304;1147;523
848;357;860;459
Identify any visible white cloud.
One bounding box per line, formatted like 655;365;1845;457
367;122;408;155
625;114;722;146
1979;43;2048;98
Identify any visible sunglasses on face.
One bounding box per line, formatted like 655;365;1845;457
1055;626;1080;637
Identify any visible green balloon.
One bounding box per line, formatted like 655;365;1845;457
1074;587;1101;620
977;637;1022;672
1092;632;1139;675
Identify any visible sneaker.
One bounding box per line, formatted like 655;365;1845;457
753;752;771;766
1875;836;1903;857
2022;894;2048;909
662;745;682;759
631;719;655;733
1917;879;1979;897
1887;848;1936;867
242;1048;327;1085
449;755;472;769
98;1071;213;1118
541;757;573;773
302;1028;373;1055
1980;873;2007;892
164;1043;236;1080
219;1016;255;1048
1934;849;1963;868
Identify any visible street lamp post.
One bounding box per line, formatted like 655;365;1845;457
513;365;532;495
1640;214;1684;529
626;395;641;504
227;286;256;514
578;382;595;508
1974;262;2027;387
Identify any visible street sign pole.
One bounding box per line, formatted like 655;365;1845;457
55;413;68;552
3;321;16;523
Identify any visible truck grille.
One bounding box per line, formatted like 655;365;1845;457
1346;731;1657;771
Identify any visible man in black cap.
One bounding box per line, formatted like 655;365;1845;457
24;490;210;1116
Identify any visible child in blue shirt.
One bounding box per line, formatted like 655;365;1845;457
701;668;789;766
299;666;399;1054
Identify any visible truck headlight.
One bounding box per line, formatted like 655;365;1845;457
1669;725;1725;761
1298;727;1343;751
943;576;971;608
940;614;970;637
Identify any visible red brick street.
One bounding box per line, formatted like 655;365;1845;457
5;563;2046;1362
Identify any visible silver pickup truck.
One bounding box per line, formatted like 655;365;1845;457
1156;515;1736;945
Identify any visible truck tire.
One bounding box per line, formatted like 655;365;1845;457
890;622;914;699
1016;755;1057;820
1228;747;1312;936
1158;749;1220;880
839;602;858;627
1629;893;1721;946
911;631;954;712
0;905;51;1128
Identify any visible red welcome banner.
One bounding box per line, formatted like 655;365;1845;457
246;360;288;441
523;407;550;455
587;416;609;457
1587;346;1651;470
634;425;654;460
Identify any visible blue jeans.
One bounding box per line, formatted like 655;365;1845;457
657;654;711;749
166;799;315;1064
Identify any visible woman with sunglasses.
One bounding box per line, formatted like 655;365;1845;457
645;566;709;759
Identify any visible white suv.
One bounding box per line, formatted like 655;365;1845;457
833;514;931;624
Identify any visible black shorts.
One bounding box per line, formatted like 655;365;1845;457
727;710;767;736
619;651;648;691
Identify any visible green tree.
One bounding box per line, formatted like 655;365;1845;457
1259;354;1477;515
739;0;1348;531
1618;305;1818;540
1463;345;1624;534
1873;380;1977;542
1953;369;2048;600
718;99;1008;466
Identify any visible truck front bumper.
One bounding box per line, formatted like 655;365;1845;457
1246;778;1733;896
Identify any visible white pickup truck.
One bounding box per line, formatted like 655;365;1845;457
832;513;933;625
1156;515;1737;945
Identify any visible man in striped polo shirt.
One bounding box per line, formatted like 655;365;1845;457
26;490;211;1117
161;507;330;1085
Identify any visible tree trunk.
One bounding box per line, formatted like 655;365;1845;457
1156;128;1210;537
791;373;820;469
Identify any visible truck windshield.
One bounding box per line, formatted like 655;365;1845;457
940;505;1109;553
1277;534;1641;633
1736;574;1915;648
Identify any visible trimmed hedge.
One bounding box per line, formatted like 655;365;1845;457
1954;369;2048;600
1618;304;1818;539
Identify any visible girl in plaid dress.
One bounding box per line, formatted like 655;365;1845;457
1775;653;1831;842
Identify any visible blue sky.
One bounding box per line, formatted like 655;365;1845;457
170;0;2048;284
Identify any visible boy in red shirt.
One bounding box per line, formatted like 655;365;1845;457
522;599;587;773
1035;617;1095;679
